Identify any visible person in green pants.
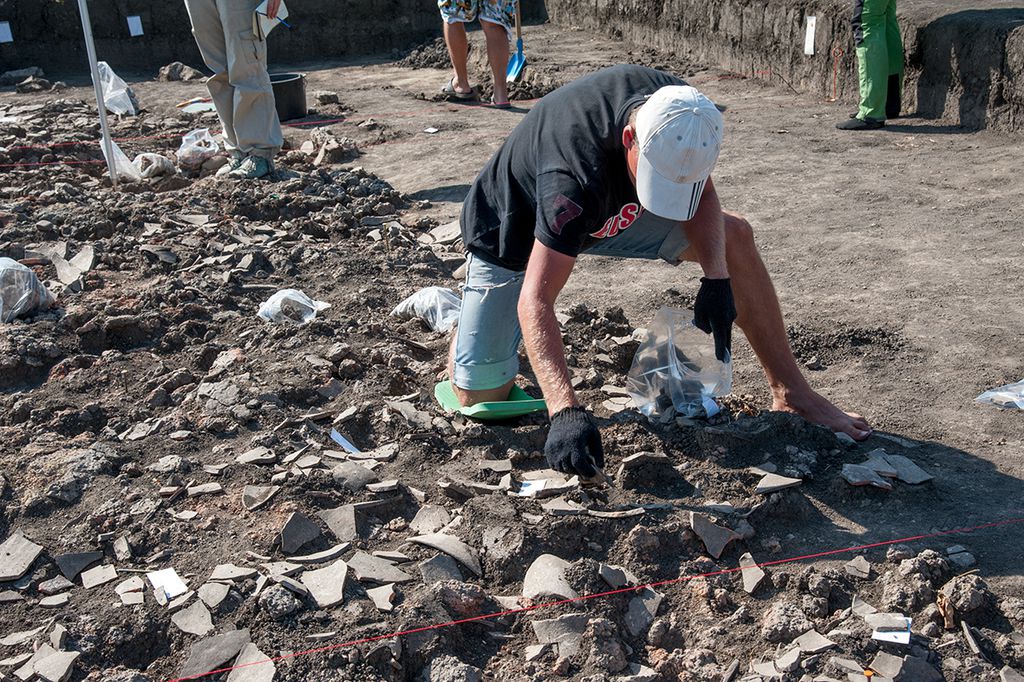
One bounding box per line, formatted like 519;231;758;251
837;0;904;130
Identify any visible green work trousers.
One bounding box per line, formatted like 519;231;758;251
852;0;904;120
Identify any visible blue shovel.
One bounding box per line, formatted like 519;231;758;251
506;3;526;82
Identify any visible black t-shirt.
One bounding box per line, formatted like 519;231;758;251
461;65;686;271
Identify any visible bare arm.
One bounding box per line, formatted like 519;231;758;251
518;240;579;416
683;178;728;279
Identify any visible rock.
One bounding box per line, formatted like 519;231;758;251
775;646;801;673
433;580;491;617
187;482;224;497
39;594;70;608
241;485;279;511
624;588;662;637
793;629;835;654
861;449;899;478
258;584;302;619
366;583;397;612
113;536;133;562
532;613;589;657
80;563;117;589
225;643;275;682
348;551;413;584
523;554;578;601
317;505;365;541
840;463;893;489
32;650;80;682
884;453;934;484
615;662;658;682
313;90;340;105
148;455;188;474
846;555;872;579
299;559;348;608
288;543;350;564
689;512;740;559
755;473;802;494
948;551;977;569
0;532;44;577
1;67;45;86
171;600;215;636
210;564;258;582
870;651;903;677
331;461;378;491
37;575;74;595
422;654;482;682
761;601;812;643
420;554;463;584
901;655;944;681
178;629;251;679
157;62;205;81
409;533;482;576
599;563;638;589
279;512;321;554
52;550;102;581
1001;667;1024;682
237;446;275;465
937;574;994;628
198;582;231;609
16;76;52;93
739;552;766;594
0;625;46;647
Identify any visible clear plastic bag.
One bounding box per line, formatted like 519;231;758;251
390;286;460;332
132;153;176;179
176;128;219;169
625;306;732;418
0;257;56;323
257;289;330;325
101;138;142;182
97;61;138;116
975;380;1024;410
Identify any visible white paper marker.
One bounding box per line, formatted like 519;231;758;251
804;16;816;56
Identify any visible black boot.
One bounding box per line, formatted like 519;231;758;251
836;117;885;130
886;74;902;119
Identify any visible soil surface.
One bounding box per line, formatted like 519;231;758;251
1;22;1023;682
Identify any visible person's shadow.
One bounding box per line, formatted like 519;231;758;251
911;8;1024;129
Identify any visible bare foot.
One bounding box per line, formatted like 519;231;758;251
773;389;873;441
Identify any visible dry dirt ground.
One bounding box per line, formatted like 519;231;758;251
1;22;1023;682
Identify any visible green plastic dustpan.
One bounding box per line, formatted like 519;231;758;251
434;381;546;420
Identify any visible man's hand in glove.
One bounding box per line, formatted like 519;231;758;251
544;406;604;478
693;277;737;363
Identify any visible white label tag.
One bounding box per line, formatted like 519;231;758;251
804;16;816;56
127;15;144;37
0;21;13;43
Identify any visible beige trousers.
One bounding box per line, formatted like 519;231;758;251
183;0;283;159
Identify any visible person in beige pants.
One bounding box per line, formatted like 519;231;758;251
183;0;284;179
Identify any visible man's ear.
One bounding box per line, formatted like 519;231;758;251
622;125;635;149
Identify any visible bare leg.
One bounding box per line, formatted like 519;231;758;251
480;19;510;105
442;22;474;94
682;212;873;440
446;328;515;406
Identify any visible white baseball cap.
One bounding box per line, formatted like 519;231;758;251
633;85;724;221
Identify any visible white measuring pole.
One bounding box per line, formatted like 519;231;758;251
76;0;119;189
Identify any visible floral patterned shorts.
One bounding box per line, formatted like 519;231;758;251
438;0;516;34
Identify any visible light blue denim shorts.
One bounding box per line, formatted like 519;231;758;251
452;211;690;390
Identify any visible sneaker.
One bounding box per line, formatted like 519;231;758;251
227;155;274;180
836;117;884;131
215;155;244;176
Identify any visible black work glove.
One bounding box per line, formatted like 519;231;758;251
544;406;604;478
693;277;737;363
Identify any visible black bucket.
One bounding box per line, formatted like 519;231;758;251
270;72;307;121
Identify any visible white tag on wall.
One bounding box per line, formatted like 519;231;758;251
804;16;816;56
0;21;13;43
127;15;144;36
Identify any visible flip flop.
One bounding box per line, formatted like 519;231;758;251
434;380;546;421
489;97;511;110
441;77;476;101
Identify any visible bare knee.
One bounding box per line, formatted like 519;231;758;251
724;212;754;248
